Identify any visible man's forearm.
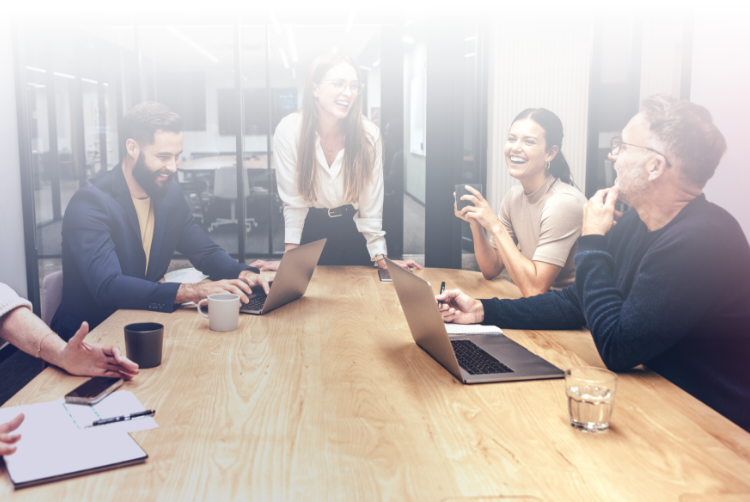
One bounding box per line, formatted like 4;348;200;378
480;286;585;330
175;283;201;304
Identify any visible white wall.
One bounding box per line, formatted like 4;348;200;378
486;12;592;211
640;12;685;100
403;40;426;203
691;6;750;240
0;21;29;299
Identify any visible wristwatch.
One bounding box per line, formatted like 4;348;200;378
371;254;387;263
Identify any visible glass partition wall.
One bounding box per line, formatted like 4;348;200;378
14;12;404;308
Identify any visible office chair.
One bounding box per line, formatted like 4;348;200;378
208;166;257;234
179;179;210;229
42;270;63;327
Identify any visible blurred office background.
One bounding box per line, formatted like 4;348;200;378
1;3;748;319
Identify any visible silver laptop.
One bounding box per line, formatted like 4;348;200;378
240;239;326;315
386;258;563;384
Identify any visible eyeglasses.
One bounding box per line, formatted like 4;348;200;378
320;80;364;95
610;137;672;167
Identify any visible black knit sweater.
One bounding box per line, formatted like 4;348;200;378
480;195;750;431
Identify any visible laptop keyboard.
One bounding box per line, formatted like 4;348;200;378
240;294;267;313
450;339;514;375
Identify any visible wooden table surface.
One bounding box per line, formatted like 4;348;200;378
2;267;750;501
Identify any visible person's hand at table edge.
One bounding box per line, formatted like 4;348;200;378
376;258;424;270
57;322;140;380
0;413;24;456
436;289;485;324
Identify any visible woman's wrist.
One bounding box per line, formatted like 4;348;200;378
41;334;67;368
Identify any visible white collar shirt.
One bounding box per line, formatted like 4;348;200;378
273;112;387;258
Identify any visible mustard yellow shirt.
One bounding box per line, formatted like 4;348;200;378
132;197;155;274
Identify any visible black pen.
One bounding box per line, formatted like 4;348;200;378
90;410;156;427
438;281;446;307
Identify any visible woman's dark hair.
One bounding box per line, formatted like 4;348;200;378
511;108;573;185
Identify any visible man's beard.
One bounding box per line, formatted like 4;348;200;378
616;157;649;207
132;153;173;199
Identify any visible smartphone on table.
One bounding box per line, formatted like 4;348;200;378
64;377;123;405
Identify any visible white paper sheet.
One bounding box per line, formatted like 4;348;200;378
444;323;503;336
4;428;146;487
163;267;208;284
0;391;158;434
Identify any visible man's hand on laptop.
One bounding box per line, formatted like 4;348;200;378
248;260;280;272
177;280;253;304
238;269;271;294
436;289;485;324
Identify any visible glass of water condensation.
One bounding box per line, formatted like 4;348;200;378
565;367;618;433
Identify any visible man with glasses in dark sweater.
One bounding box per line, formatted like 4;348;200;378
437;94;750;432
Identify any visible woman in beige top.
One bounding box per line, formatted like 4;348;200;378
455;108;587;297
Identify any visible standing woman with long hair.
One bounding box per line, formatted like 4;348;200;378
251;53;420;271
455;108;587;297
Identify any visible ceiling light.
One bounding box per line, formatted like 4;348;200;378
26;66;46;73
168;27;219;63
465;53;476;58
373;59;380;67
278;47;289;69
81;78;98;84
54;72;75;79
285;25;298;63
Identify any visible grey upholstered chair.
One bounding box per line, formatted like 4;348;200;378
41;270;63;327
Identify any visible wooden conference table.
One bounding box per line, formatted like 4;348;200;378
2;267;750;501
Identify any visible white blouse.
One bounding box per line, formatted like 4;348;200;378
273;112;387;258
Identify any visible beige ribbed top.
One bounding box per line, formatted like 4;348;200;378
0;282;32;320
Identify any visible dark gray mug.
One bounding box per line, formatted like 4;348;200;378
455;184;483;212
124;322;164;369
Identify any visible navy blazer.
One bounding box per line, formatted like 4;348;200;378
51;164;257;339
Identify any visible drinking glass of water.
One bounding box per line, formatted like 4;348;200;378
565;367;617;433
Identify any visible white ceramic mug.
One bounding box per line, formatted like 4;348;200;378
197;293;240;332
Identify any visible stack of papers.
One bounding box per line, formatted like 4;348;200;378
444;324;503;336
0;391;156;488
163;267;209;284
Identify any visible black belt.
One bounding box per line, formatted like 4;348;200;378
309;204;356;218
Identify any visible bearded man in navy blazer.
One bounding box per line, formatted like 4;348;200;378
51;102;270;339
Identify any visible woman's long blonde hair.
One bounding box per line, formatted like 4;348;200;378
297;53;378;203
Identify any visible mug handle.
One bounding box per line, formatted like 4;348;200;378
197;298;209;318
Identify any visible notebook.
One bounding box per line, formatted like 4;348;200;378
0;391;154;488
3;428;147;489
